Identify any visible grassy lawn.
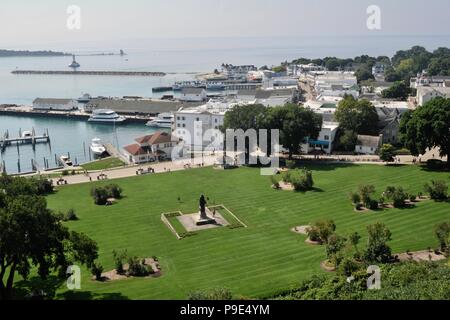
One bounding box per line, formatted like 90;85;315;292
81;157;125;171
41;164;449;300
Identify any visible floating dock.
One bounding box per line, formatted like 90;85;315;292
0;129;50;152
12;70;166;77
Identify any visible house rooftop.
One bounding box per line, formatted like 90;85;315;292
356;135;382;149
135;131;174;145
33;98;74;104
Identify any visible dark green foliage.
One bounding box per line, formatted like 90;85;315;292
127;256;150;277
434;222;450;252
307;219;336;244
0;176;98;300
364;223;393;264
65;208;78;221
282;168;314;191
379;144;396;162
424;180;448;200
326;234;347;268
91;184;123;205
112;250;128;275
91;262;104;281
381;81;414;101
335;96;379;135
399;98;450;167
104;184;122;199
188;287;233;300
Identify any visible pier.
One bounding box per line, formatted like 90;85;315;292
0;128;50;152
12;70;166;77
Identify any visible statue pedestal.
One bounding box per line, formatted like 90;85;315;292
196;208;216;226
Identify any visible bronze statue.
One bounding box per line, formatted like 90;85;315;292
199;194;207;220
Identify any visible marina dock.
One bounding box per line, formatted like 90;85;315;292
12;70;166;77
0;129;50;151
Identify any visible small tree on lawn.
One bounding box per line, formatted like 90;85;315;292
379;144;396;163
307;219;336;244
364;223;393;264
392;187;408;208
91;262;104;281
358;185;376;208
326;234;347;268
91;187;109;205
434;222;450;252
349;232;361;254
112;250;128;275
424;180;448;200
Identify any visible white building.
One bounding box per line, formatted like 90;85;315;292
174;101;234;153
314;71;359;100
416;86;450;106
302;122;339;154
179;88;207;102
355;135;383;155
123;131;179;164
221;64;257;80
33;98;78;111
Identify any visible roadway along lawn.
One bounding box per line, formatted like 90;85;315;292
45;164;449;300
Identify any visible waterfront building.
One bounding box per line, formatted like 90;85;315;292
410;71;450;89
173;101;231;153
313;71;359;100
221;64;257;80
85;98;197;116
179;88;207;102
32;98;78;111
123;131;179;164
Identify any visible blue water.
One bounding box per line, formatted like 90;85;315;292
1;35;449;173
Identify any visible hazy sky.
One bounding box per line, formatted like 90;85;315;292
0;0;449;47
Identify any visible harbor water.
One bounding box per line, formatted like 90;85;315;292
0;115;163;174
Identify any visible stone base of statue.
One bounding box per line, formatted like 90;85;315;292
196;207;216;226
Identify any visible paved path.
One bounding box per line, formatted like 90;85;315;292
49;155;218;186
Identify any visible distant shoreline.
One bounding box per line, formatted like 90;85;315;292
0;49;70;57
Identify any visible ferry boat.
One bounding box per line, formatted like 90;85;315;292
206;81;226;91
88;109;126;124
146;113;174;128
172;81;206;91
90;138;106;156
77;93;92;103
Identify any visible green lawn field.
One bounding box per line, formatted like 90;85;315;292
81;157;125;171
42;164;449;300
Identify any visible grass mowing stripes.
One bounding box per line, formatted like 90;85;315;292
40;163;449;300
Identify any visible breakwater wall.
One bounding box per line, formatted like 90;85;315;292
12;70;166;77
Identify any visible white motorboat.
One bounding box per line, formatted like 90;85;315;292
21;131;33;138
59;155;73;167
88;109;126;124
146;113;174;128
90;138;106;156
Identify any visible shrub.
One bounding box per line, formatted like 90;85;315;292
283;168;314;191
434;222;450;252
358;185;375;207
426;159;445;170
35;178;54;195
368;199;379;210
61;170;69;176
424;180;448;200
91;262;104;281
65;209;78;221
349;192;361;205
392;187;408;208
127;256;149;277
188;288;233;300
105;184;123;199
355;203;363;211
91;187;109;205
112;250;127;275
307;219;336;244
409;194;417;202
338;258;360;277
